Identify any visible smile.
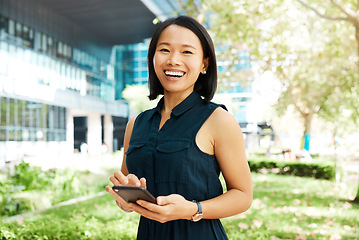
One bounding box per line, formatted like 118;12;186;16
164;70;185;78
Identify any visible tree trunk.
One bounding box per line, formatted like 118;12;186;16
355;23;359;74
351;178;359;204
302;113;313;151
352;16;359;205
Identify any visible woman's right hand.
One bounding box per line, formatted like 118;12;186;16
105;171;147;212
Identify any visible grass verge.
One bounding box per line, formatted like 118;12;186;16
1;173;358;240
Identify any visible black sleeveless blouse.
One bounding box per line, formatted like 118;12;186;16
126;91;228;240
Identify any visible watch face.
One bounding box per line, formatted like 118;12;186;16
192;213;203;222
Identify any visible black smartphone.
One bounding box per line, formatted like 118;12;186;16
112;186;157;204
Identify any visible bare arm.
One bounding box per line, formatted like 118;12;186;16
120;116;136;175
200;107;252;219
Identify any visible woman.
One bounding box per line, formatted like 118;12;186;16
106;15;252;240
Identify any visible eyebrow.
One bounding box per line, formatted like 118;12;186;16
157;42;197;49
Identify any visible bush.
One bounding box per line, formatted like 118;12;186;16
0;161;109;218
248;156;335;180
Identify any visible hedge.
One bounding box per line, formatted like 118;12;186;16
247;156;335;180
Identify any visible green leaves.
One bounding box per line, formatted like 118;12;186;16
182;0;358;139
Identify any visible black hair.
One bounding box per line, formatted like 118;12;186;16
147;15;217;103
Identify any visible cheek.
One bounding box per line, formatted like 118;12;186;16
153;54;164;69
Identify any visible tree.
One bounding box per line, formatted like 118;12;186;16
122;84;157;116
181;0;358;152
293;0;359;203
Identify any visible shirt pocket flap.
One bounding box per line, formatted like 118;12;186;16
125;142;145;155
156;141;190;153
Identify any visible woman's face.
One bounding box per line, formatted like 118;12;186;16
153;24;208;96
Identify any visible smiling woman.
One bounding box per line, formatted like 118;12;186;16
153;24;208;99
106;15;252;240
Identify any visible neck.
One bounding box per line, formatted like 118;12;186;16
162;90;193;113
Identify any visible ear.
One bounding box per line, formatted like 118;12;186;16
201;57;209;74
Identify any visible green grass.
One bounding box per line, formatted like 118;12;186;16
1;173;358;240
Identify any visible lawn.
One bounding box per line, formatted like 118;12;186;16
1;173;358;240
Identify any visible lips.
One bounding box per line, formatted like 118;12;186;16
164;70;186;78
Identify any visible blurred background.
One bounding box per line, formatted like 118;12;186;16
0;0;358;239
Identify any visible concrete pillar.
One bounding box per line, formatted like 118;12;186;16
87;112;102;155
66;108;74;153
103;114;113;153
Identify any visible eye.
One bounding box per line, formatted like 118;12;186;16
183;50;193;54
159;48;169;53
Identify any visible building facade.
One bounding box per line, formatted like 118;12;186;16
0;0;180;162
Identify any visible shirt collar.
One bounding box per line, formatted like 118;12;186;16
153;92;203;117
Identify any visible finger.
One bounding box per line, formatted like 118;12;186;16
116;200;133;212
139;177;147;188
109;176;120;185
127;174;141;187
131;202;164;223
113;170;128;185
105;185;129;206
137;200;159;212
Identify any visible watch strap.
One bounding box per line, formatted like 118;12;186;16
193;200;202;214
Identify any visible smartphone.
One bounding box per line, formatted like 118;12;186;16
112;186;157;204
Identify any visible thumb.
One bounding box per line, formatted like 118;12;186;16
156;194;176;206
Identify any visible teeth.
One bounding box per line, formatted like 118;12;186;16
165;71;184;77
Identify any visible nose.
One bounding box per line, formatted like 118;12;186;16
167;53;181;65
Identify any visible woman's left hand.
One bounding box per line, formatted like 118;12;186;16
129;194;197;223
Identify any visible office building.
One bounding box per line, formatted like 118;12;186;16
0;0;180;162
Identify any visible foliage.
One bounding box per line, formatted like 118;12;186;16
182;0;359;142
122;84;158;114
0;161;108;217
248;156;335;180
0;161;53;217
1;174;358;239
11;161;51;190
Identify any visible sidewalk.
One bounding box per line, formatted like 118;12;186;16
23;151;124;175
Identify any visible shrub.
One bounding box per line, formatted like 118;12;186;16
0;160;109;218
247;156;335;180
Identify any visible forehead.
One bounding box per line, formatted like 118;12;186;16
157;24;202;48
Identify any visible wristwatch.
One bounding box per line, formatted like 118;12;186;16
191;200;203;222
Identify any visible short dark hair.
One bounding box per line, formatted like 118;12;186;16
147;15;217;103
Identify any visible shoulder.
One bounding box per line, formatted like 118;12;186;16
126;106;157;136
209;104;237;126
126;116;137;131
207;105;243;139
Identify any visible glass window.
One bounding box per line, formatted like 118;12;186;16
0;97;5;127
8;19;15;35
0;129;5;141
141;71;148;78
60;63;67;90
35;32;42;50
15;22;22;38
40;104;48;129
18;100;25;127
0;15;9;33
14;130;21;141
14;98;21;127
24;102;31;128
66;65;71;89
42;34;47;52
57;41;63;55
67;45;72;59
0;42;8;77
54;61;61;89
8;98;14;127
71;67;76;90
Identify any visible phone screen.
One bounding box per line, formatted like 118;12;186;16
112;186;157;204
